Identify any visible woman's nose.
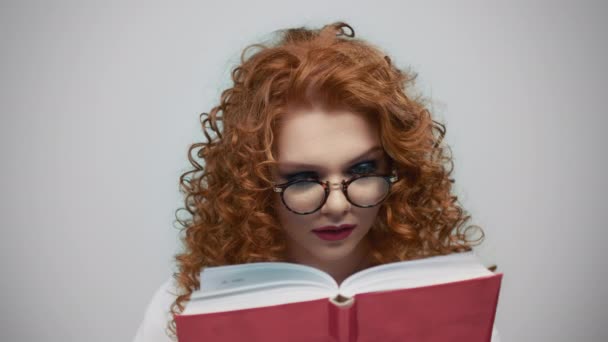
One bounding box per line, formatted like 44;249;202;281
320;182;351;216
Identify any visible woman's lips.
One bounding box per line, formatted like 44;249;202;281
312;224;356;241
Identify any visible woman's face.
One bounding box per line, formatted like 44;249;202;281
274;107;389;266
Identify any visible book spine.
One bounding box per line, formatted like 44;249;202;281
328;298;357;342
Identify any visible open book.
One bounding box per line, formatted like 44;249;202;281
175;251;502;342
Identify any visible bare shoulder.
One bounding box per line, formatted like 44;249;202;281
132;277;178;342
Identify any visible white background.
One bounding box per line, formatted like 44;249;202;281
1;0;606;341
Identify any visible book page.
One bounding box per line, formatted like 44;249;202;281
339;252;493;297
190;262;338;300
184;284;333;315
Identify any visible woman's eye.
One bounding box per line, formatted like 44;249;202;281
284;171;318;181
350;161;377;174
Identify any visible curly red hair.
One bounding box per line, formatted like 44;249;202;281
168;22;483;338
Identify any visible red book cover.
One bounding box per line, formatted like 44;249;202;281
175;273;502;342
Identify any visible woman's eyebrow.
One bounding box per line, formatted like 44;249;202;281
278;146;384;171
345;146;384;166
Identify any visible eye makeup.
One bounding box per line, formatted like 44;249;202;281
276;146;387;182
282;171;319;181
280;159;384;182
348;160;378;174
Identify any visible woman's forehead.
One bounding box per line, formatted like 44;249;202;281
275;107;382;168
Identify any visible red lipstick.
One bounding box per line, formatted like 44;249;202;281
312;224;356;241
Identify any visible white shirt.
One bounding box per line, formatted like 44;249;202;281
133;277;502;342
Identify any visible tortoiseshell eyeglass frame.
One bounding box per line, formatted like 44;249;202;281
272;170;399;215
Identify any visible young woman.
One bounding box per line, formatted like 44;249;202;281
134;22;499;341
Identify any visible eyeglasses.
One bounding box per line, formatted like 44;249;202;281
272;172;398;215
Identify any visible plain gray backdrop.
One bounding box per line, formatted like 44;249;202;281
1;0;606;341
